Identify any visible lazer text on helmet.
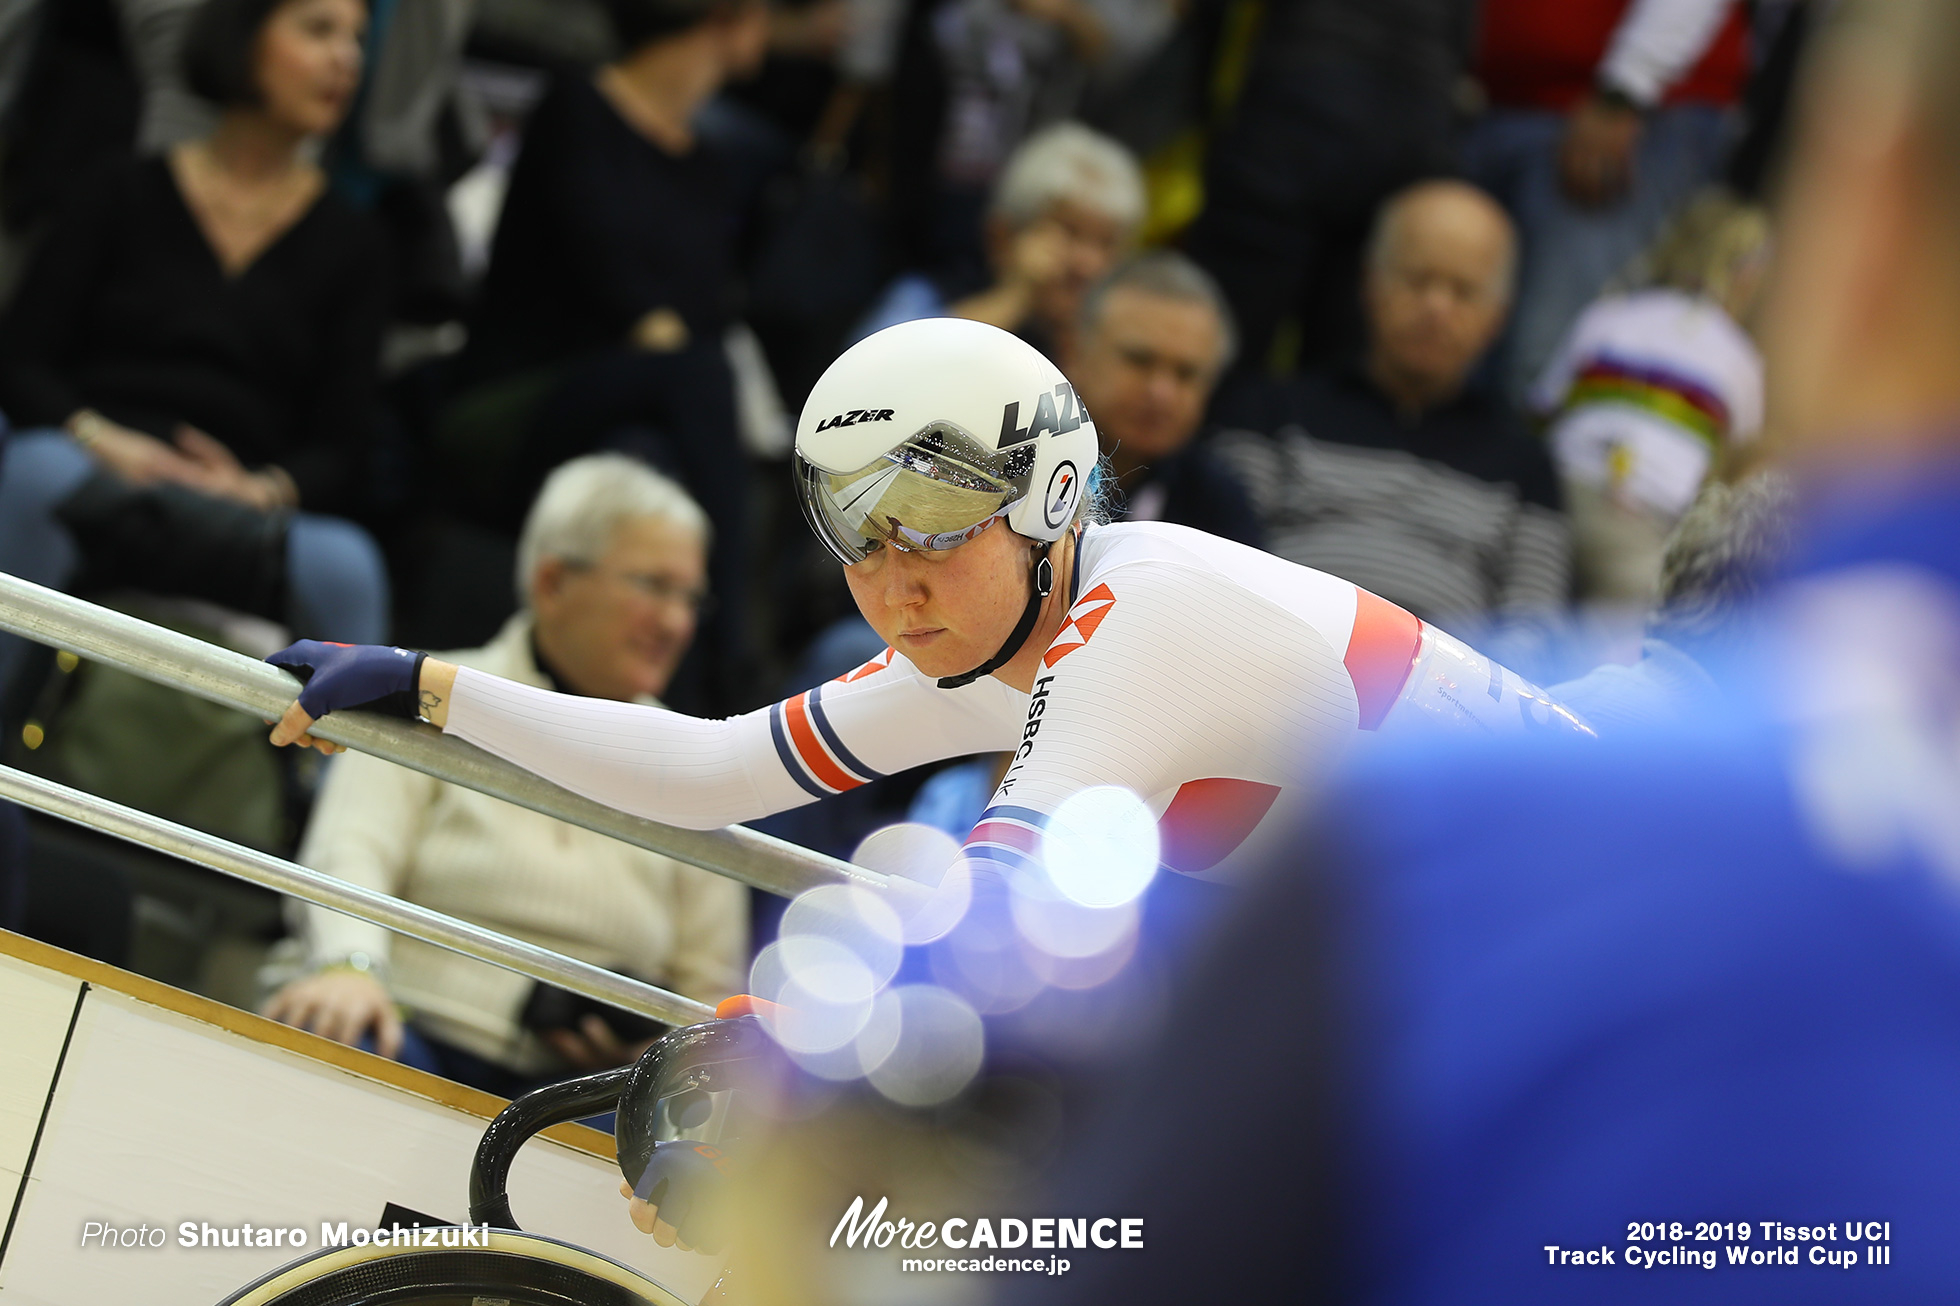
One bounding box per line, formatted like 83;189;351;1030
999;383;1088;446
815;408;896;431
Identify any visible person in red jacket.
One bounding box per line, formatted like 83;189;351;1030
1463;0;1750;402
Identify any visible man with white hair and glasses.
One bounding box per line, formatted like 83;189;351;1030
262;454;746;1095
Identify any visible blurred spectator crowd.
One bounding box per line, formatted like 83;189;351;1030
0;0;1813;1091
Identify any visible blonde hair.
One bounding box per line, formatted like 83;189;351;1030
1640;190;1773;317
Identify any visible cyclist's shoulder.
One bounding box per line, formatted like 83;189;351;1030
1077;521;1352;614
1042;525;1353;684
1079;521;1247;588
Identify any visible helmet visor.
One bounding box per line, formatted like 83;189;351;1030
797;423;1027;563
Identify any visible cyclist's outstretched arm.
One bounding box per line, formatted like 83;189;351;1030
421;651;1023;831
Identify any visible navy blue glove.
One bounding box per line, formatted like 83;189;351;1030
630;1140;736;1252
266;640;427;721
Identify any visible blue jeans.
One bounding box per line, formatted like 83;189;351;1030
0;431;390;700
1462;104;1735;403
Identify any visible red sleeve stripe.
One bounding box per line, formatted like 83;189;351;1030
966;820;1043;857
1345;589;1424;731
769;701;828;798
785;691;867;792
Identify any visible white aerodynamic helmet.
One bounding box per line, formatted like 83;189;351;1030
793;317;1100;565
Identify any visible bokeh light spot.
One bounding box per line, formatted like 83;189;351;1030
853;822;962;888
864;986;985;1107
780;884;904;989
1043;786;1159;908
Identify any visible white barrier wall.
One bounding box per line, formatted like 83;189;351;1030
0;932;722;1305
0;953;82;1242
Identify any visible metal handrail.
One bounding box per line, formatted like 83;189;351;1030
0;763;715;1028
0;571;888;900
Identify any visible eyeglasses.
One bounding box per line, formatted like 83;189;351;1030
565;563;714;616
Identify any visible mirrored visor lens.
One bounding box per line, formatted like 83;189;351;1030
827;461;1013;544
802;430;1022;559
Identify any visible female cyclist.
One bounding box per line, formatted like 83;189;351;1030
268;317;1588;882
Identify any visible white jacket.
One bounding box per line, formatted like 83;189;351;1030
295;614;748;1072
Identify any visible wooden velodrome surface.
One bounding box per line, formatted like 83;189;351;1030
0;928;722;1305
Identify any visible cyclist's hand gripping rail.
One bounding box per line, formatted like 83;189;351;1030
0;571;887;900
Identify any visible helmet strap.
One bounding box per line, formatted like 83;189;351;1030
937;541;1056;690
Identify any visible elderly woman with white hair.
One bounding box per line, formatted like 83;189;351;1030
857;120;1145;362
261;454;748;1095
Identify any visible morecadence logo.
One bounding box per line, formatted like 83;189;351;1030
831;1195;1141;1276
